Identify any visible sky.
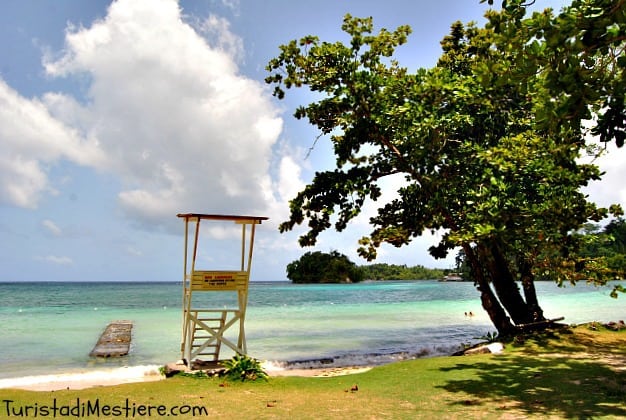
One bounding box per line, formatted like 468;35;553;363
1;0;624;282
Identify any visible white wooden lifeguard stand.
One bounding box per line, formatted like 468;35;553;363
177;213;268;366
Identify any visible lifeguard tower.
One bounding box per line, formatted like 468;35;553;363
177;213;268;367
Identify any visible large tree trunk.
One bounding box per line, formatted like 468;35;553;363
463;244;515;335
477;242;535;324
519;258;545;322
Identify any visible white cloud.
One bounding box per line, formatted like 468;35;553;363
220;0;240;15
0;80;104;208
126;246;143;257
36;255;74;265
38;0;292;233
0;155;48;209
42;219;63;236
196;15;244;62
583;143;626;212
276;156;304;207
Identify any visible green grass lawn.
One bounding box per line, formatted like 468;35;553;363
2;323;624;419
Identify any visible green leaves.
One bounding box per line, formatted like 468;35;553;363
220;355;268;382
286;251;364;283
267;7;624;292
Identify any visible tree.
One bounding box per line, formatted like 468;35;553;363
483;0;626;148
266;2;624;334
578;218;626;275
286;251;364;283
604;218;626;255
360;263;445;280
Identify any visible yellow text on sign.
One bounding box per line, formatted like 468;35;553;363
190;271;248;291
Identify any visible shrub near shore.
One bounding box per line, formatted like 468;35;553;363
2;323;624;418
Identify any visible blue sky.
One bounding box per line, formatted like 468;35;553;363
1;0;624;282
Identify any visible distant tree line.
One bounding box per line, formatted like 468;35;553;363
360;263;445;281
578;218;626;276
286;251;446;283
455;218;626;281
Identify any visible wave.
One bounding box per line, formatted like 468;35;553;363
263;343;464;372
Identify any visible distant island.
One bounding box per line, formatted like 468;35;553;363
286;251;456;283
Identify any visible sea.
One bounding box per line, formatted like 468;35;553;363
0;280;624;386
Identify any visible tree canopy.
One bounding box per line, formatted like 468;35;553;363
286;251;364;284
361;263;446;281
579;218;626;274
266;0;625;334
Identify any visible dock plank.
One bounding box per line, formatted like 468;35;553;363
90;320;133;357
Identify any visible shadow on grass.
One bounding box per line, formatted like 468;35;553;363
437;354;626;418
512;327;626;358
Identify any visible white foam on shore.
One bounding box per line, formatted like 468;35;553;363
263;344;464;373
0;365;163;391
261;360;285;373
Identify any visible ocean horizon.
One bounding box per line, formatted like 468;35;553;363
0;280;624;385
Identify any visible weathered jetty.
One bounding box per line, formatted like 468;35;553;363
90;320;133;357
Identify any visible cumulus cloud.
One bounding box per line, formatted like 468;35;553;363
582;143;626;211
0;0;307;279
0;80;104;208
276;156;305;210
195;15;244;62
37;0;298;232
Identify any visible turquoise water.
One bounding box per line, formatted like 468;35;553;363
0;280;624;380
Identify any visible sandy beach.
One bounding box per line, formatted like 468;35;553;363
0;366;164;392
267;365;372;378
0;364;373;392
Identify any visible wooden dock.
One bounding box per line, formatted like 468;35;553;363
90;320;133;357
